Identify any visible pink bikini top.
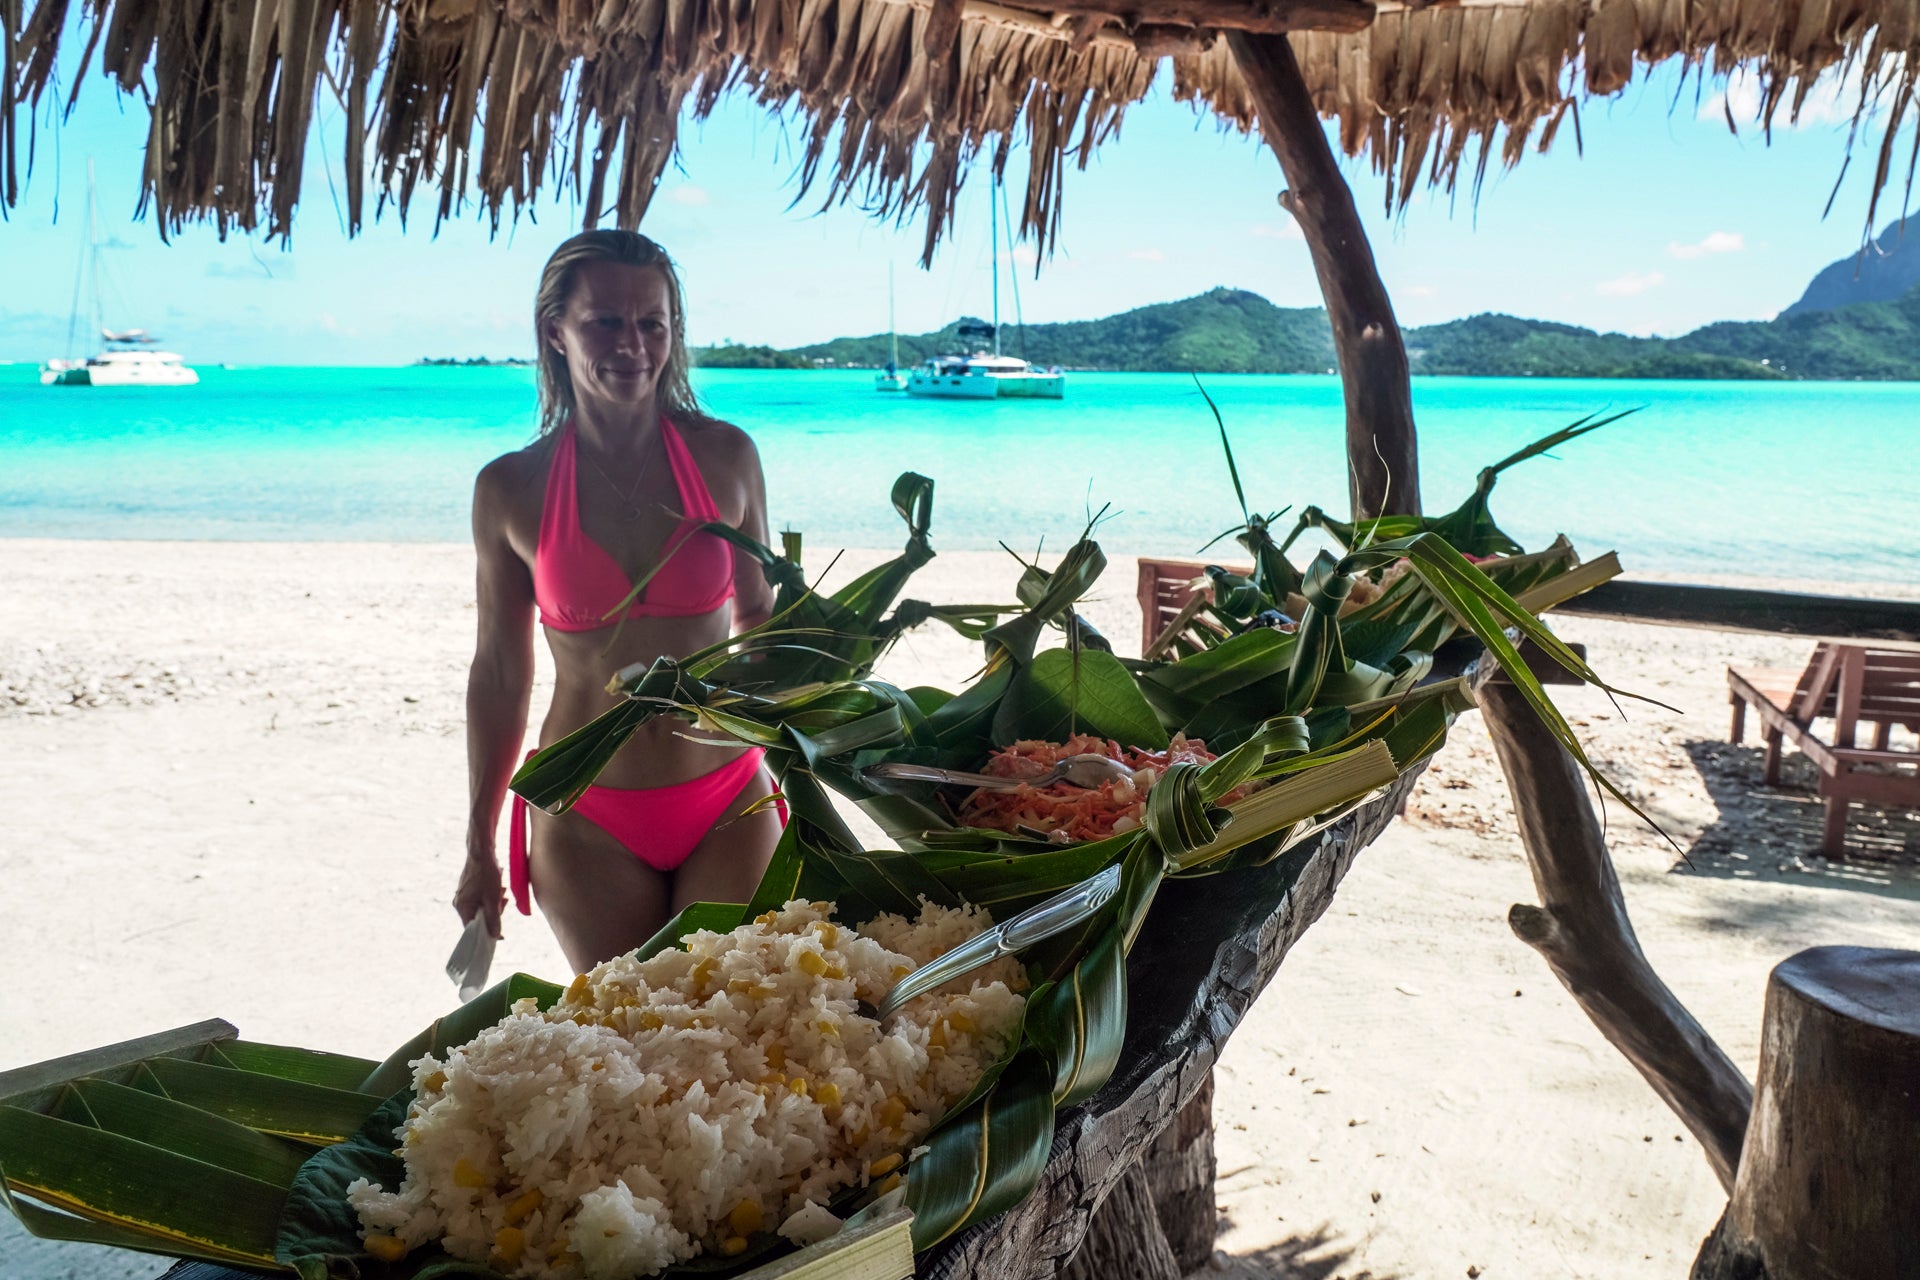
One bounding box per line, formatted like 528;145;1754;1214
533;417;735;632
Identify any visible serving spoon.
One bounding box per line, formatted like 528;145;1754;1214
862;753;1134;792
867;864;1124;1022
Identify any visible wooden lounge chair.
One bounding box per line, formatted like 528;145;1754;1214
1136;557;1246;658
1729;643;1920;856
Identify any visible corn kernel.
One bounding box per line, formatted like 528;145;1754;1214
868;1153;903;1178
788;1076;810;1098
823;963;847;981
947;1011;977;1034
874;1172;904;1197
565;974;591;1003
815;1019;839;1038
766;1044;786;1069
892;964;912;980
691;957;718;987
815;1082;841;1108
927;1022;947;1049
452;1158;488;1188
728;1199;764;1236
638;1011;664;1031
755;910;778;925
877;1096;907;1127
571;1012;595;1027
851;1126;871;1145
796;950;828;977
811;922;840;946
719;1236;750;1257
504;1188;543;1226
421;1071;447;1093
493;1226;527;1265
363;1234;408;1262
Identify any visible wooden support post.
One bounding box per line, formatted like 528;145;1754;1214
1693;947;1920;1279
1226;31;1420;522
1058;1163;1185;1280
1141;1071;1218;1271
1476;670;1753;1191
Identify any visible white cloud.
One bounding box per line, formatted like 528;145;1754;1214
1596;271;1665;297
1668;231;1746;260
1249;221;1305;241
1699;66;1862;128
1127;248;1166;262
668;185;712;207
1403;285;1438;298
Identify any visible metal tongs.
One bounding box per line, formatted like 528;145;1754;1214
863;753;1133;793
873;864;1123;1021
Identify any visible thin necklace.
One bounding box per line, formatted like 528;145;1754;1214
579;433;656;522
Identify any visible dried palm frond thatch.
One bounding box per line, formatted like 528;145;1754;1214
2;0;1915;250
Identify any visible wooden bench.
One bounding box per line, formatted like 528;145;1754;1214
1729;644;1920;856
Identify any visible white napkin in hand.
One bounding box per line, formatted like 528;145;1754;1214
445;914;497;1003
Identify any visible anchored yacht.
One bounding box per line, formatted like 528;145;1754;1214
41;161;199;388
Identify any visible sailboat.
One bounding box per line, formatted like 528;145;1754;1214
907;177;1064;401
874;264;907;392
41;161;199;388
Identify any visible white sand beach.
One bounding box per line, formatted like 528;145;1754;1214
2;539;1916;1280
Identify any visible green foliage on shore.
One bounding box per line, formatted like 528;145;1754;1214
716;282;1920;380
692;343;813;369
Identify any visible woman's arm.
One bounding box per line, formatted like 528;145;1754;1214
457;457;537;938
727;430;776;634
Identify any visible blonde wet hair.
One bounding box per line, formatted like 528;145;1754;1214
533;231;703;435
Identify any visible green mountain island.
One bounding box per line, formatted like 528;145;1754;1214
696;229;1920;380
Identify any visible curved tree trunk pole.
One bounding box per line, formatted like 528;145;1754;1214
1476;669;1753;1191
1225;30;1420;521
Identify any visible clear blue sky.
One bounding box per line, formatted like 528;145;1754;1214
0;46;1910;364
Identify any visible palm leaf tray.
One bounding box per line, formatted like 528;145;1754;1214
0;416;1642;1279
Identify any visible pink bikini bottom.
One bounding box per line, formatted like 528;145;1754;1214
509;747;780;915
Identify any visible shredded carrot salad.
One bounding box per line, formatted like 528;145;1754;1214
956;733;1237;843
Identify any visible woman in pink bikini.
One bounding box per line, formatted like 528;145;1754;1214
454;231;781;972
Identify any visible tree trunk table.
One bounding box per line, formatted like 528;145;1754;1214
919;764;1425;1278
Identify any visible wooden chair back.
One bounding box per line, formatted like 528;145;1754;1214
1136;557;1253;658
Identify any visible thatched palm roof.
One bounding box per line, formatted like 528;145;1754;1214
3;0;1914;255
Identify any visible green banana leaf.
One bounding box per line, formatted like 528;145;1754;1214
0;1031;383;1270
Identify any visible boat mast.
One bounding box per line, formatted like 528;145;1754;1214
888;262;899;369
990;175;1001;357
87;158;104;345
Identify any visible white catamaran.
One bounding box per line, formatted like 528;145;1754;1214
41;161;199;388
908;179;1064;401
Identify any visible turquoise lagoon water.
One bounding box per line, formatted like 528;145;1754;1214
1;363;1914;584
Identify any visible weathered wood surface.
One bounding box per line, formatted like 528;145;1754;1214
1552;580;1920;649
1140;1072;1218;1271
1475;669;1753;1190
1227;29;1420;523
1056;1163;1184;1280
1692;947;1920;1280
918;764;1424;1279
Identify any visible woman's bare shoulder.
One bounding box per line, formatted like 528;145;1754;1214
475;436;554;498
677;414;761;474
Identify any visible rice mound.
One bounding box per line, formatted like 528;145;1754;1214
347;899;1025;1279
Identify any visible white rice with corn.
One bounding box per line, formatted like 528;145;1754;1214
347;899;1024;1279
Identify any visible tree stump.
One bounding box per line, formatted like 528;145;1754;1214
1692;946;1920;1280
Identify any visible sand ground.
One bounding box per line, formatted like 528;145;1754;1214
2;539;1916;1280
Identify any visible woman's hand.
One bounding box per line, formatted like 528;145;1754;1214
455;845;507;940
